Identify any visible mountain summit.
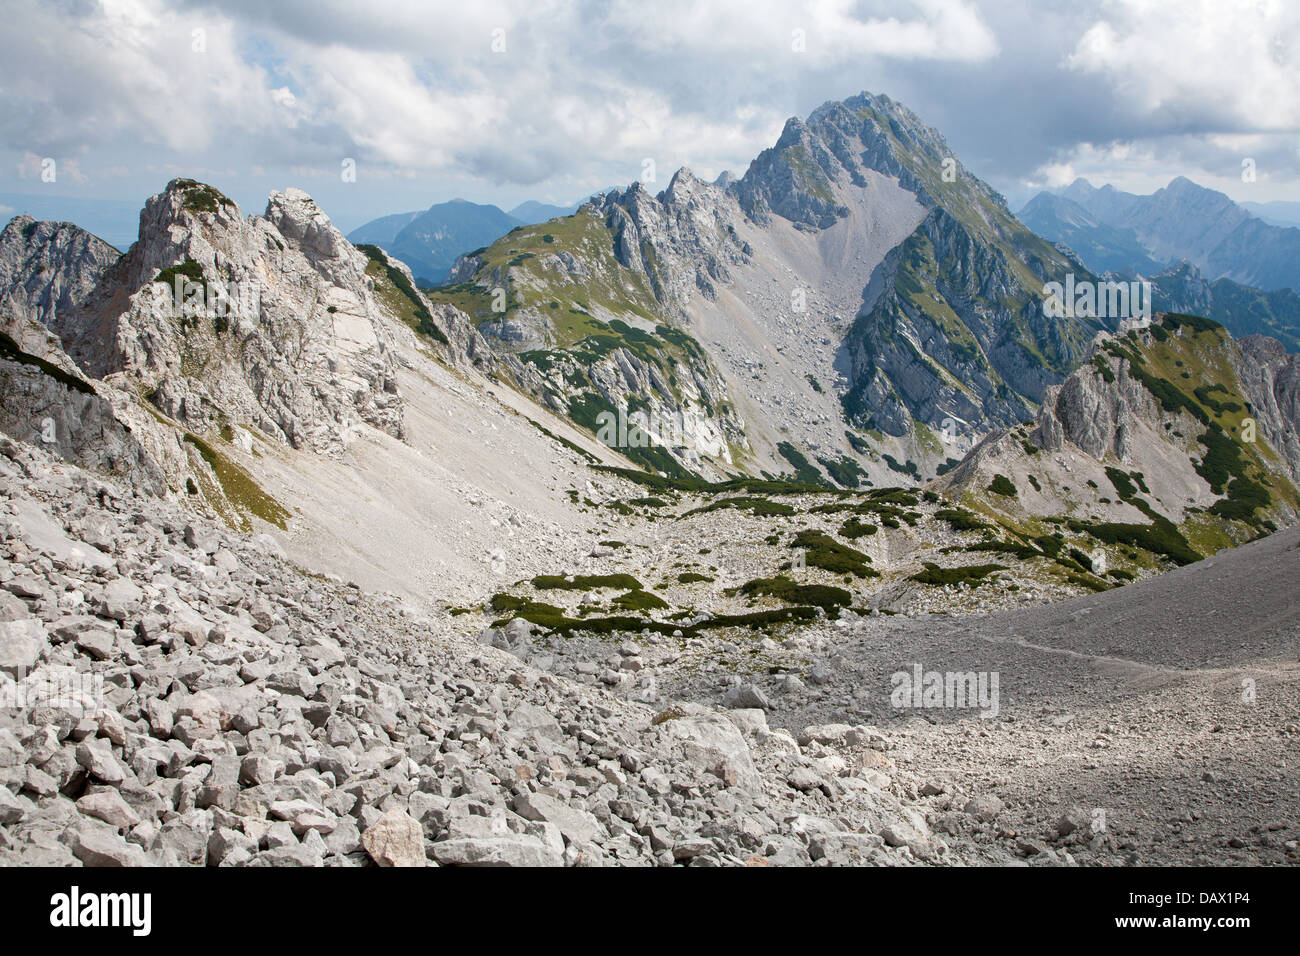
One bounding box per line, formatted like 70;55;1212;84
429;91;1098;483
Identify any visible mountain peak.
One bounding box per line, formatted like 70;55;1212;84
153;178;242;221
1163;175;1205;194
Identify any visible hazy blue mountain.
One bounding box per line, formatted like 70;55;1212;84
0;192;139;251
1047;177;1300;292
1018;191;1162;275
1241;200;1300;229
345;210;421;247
349;200;523;285
508;200;581;224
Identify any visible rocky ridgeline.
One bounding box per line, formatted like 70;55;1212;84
0;435;1047;867
4;180;407;459
1035;325;1299;472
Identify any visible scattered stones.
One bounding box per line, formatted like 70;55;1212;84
0;430;1291;871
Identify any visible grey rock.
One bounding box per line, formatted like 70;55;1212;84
69;827;150;867
76;790;142;828
361;808;426;867
0;618;46;676
431;836;563;868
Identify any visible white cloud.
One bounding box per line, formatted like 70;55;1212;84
0;0;1004;190
1065;0;1300;130
1;0;1297;207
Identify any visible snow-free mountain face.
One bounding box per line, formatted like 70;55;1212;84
348;200;525;286
4;95;1298;601
430;91;1102;487
1019;184;1300;352
1027;177;1300;294
1018;192;1163;276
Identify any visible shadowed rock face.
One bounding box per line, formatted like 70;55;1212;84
0;315;166;495
0;216;120;356
1235;334;1300;480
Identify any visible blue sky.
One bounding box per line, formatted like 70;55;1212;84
1;0;1297;244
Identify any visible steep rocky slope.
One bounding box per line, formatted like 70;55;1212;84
820;96;1100;445
430;92;1101;486
0;216;121;357
58;180;408;457
0;182;622;596
933;313;1300;565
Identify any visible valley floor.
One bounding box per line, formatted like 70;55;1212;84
1;434;1295;866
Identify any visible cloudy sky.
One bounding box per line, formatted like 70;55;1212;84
1;0;1297;242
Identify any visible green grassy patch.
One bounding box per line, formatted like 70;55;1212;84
684;496;796;518
611;589;669;612
935;508;992;533
182;432;289;531
174;179;236;215
530;573;644;591
791;530;877;578
910;562;1006;587
988;474;1018;498
356;244;448;344
732;575;852;610
777;442;825;485
1067;517;1200;566
677;572;713;584
838;516;878;539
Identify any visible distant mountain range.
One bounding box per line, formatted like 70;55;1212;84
1150;262;1300;354
1018;192;1163;275
347;197;586;286
1018;177;1300;352
1020;177;1300;292
1241;200;1300;229
509;200;583;223
345;200;525;286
